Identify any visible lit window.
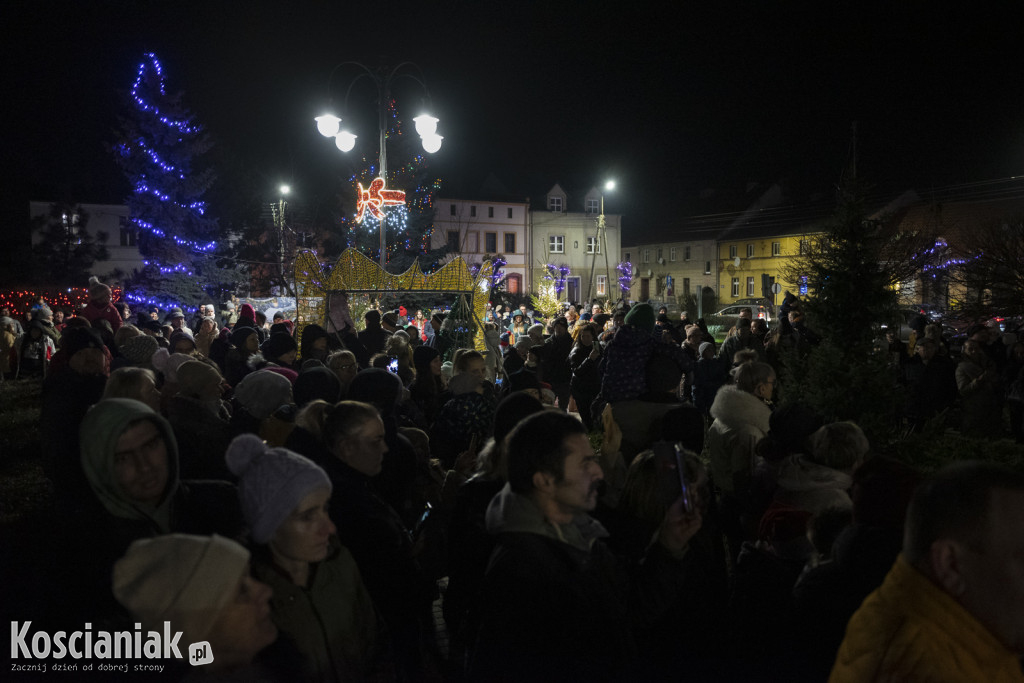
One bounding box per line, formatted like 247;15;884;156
586;237;600;254
597;275;607;296
772;241;780;256
549;235;564;253
747;277;755;296
732;278;740;297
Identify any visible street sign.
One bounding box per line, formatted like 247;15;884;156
771;282;782;294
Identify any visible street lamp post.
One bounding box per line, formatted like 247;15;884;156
272;185;291;295
586;180;616;304
315;62;442;268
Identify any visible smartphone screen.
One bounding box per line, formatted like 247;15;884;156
674;443;695;514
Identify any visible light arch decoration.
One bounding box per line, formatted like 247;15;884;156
293;248;493;355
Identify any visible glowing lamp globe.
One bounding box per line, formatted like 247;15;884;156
413;114;439;137
605;180;616;191
421;133;443;154
335;131;357;152
315;114;341;138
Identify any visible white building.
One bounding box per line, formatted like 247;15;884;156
529;184;622;304
29;201;142;283
431;197;530;294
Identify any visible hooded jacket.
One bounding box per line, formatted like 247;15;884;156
707;385;772;496
470;484;687;682
830;556;1024;682
773;454;853;515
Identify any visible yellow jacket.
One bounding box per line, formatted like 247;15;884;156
830;555;1024;682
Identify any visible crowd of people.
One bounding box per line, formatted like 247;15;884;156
3;278;1024;681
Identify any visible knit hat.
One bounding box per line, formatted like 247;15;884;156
238;303;257;322
121;334;159;366
413;345;440;371
176;360;223;398
382;312;398;327
514;338;533;353
154;352;194;384
235;369;293;419
226;434;332;543
264;366;298;385
449;372;482;396
261;332;298;360
113;534;250;648
699;342;716;357
88;275;111;300
32;306;53;322
508;368;541;393
62;326;105;359
168;328;196;351
293;367;341;407
624;303;655;333
231;325;259;350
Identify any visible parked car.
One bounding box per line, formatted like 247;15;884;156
732;297;777;317
714;304;772;322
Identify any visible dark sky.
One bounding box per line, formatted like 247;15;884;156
3;1;1023;246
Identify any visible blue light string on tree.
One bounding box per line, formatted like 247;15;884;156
617;261;633;293
132;53;201;135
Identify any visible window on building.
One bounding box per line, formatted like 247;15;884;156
683;277;691;296
684;245;691;261
597;275;607;296
799;239;809;255
624;251;631;263
507;207;513;219
643;249;650;263
485;232;497;253
747;244;754;258
504;233;516;253
704;261;711;275
772;241;781;256
729;245;737;259
447;231;460;252
657;247;663;261
470;205;477;218
549;196;562;212
119;228;136;247
586;236;600;254
669;246;677;261
747;277;755;296
586;198;600;214
450;204;456;216
549;234;564;253
732;278;740;297
488;206;494;218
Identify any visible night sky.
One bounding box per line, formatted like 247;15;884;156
3;1;1023;250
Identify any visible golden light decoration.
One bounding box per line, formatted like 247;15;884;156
294;248;492;354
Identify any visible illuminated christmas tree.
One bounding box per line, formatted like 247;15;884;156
112;53;236;309
337;99;445;273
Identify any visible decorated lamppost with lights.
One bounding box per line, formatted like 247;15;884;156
585;180;616;303
315;62;443;268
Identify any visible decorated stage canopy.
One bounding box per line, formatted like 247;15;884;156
293;248;493;353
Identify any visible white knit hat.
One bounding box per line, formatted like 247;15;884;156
113;534;250;647
226;434;332;544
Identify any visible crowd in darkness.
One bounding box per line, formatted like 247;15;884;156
2;277;1024;682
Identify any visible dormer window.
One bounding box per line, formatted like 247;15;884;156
586;198;599;214
549;196;562;212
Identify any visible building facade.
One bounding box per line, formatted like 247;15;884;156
529;184;622;304
621;231;719;312
431;197;531;294
28;201;142;283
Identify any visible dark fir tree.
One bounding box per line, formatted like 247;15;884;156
336;99;445;273
29;202;109;288
112;53;233;309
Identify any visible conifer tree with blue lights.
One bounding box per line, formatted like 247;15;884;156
338;99;445;273
112;53;235;310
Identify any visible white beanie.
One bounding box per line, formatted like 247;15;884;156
113;534;250;647
235;370;293;419
226;434;332;544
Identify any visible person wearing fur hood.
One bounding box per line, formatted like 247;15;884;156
708;362;775;501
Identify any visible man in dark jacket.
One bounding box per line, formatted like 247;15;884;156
358;309;391;356
542;316;573;411
469;411;702;681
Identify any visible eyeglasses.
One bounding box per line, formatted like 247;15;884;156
338;363;357;370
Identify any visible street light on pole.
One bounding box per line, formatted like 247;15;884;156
272;184;291;295
315;62;442;268
586;180;616;304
